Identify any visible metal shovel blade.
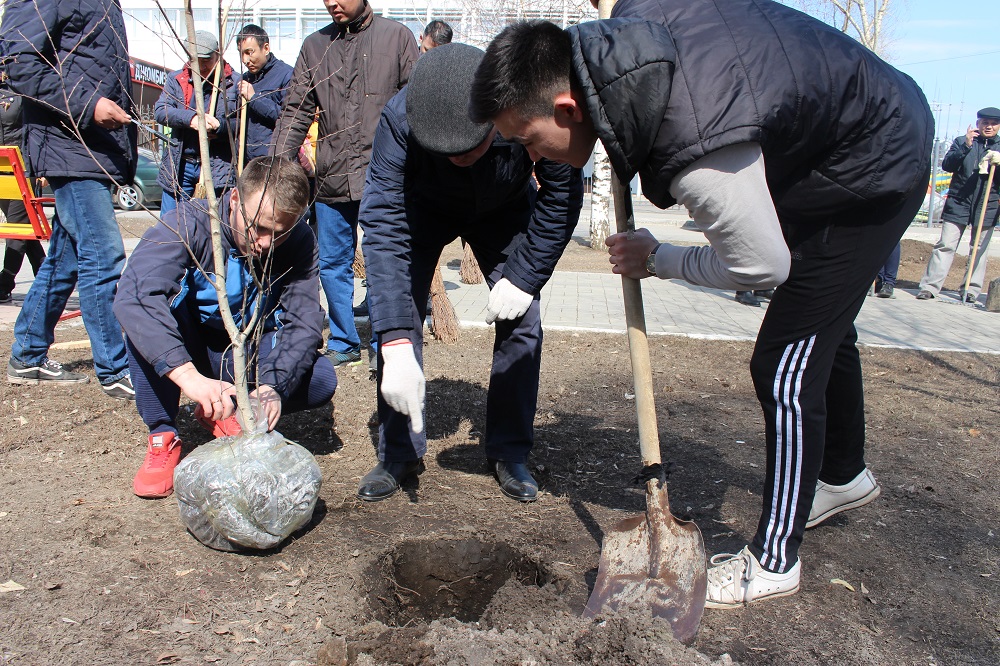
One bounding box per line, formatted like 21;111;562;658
583;478;707;645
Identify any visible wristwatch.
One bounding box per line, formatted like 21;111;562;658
645;244;661;277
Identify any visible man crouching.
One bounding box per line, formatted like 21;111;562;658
115;156;337;499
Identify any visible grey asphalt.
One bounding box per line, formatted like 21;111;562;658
1;199;998;354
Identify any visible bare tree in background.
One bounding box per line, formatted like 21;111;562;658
784;0;895;55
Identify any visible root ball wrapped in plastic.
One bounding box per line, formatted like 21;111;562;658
174;430;322;551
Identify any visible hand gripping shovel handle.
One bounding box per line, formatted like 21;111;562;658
611;176;660;468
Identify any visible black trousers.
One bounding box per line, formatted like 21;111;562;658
377;238;542;465
748;177;927;574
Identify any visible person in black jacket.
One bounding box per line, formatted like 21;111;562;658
236;25;293;164
916;108;1000;303
114;157;337;499
3;0;137;400
472;0;933;607
357;44;583;503
0;70;45;303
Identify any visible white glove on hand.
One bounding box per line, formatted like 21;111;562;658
485;277;533;324
380;341;425;433
979;150;1000;174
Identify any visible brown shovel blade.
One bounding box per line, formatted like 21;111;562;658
583;478;707;644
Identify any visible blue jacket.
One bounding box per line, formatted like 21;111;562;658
155;63;239;193
241;54;293;160
360;90;583;335
0;0;136;183
113;195;325;400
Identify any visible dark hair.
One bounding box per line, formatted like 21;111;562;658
236;24;269;48
238;156;309;215
423;20;453;46
470;20;572;123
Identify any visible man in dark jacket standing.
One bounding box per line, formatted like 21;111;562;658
916;108;1000;303
155;31;239;214
273;0;417;367
472;0;933;607
236;25;293;163
115;157;337;499
3;0;137;400
357;44;583;503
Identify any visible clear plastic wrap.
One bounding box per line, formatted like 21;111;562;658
174;426;322;552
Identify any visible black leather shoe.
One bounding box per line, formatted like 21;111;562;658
916;290;934;300
735;291;761;307
964;293;977;304
357;459;422;502
876;284;894;298
488;459;538;502
752;289;774;300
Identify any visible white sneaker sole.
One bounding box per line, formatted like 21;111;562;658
706;583;800;609
806;484;881;529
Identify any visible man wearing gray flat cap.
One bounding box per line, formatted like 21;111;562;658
916;106;1000;303
356;43;583;503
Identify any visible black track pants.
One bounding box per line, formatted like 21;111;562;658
748;178;927;574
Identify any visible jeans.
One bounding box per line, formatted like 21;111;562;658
12;178;128;383
918;220;994;297
314;201;361;353
160;160;223;214
876;242;901;287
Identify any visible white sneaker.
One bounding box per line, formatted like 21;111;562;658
706;546;800;608
807;468;880;529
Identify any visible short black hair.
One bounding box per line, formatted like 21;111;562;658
470;20;572;123
236;24;269;48
422;20;453;46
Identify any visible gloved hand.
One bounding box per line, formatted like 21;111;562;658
979;150;1000;174
380;340;425;433
485;277;533;324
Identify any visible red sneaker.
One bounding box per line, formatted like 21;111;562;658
195;412;243;438
133;432;182;499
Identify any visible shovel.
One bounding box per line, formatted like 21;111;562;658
582;175;706;644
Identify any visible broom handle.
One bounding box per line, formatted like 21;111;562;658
237;91;248;175
963;162;995;297
612;176;661;467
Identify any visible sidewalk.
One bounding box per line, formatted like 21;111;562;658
1;202;997;354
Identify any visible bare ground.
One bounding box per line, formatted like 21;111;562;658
0;240;997;666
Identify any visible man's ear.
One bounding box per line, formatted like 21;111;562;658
554;91;586;125
261;41;271;56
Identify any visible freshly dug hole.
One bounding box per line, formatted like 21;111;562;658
368;537;553;626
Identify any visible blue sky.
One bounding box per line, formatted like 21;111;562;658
886;0;999;141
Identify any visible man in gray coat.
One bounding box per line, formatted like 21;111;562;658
273;0;417;367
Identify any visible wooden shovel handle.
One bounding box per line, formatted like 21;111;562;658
612;176;661;467
964;161;996;296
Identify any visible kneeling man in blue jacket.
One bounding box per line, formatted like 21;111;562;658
114;157;337;499
358;43;583;503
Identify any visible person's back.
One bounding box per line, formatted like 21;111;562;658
599;0;933;217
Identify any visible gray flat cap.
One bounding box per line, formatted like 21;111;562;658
406;43;493;156
194;30;219;58
978;107;1000;120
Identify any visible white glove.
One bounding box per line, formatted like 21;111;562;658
485;277;533;324
979;150;1000;174
380;341;425;433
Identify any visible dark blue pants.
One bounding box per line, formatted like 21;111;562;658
127;304;337;435
876;242;901;288
377;241;541;465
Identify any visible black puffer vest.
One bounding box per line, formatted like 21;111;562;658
571;0;933;224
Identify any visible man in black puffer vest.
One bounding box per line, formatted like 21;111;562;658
472;0;933;608
916;108;1000;303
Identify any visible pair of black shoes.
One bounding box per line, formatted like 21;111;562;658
735;289;774;307
356;458;538;502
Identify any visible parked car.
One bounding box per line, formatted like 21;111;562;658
39;147;162;211
114;147;162;211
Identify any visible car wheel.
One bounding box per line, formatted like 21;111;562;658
116;184;144;211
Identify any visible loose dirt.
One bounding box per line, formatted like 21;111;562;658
0;239;997;665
